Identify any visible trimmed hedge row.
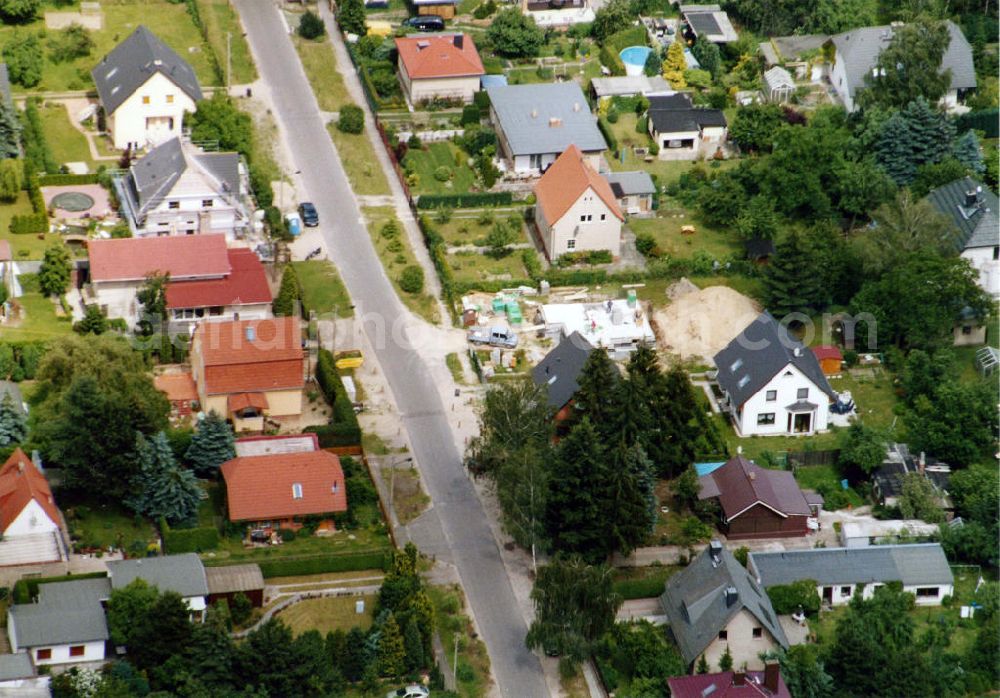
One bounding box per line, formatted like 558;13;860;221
13;571;107;604
416;191;513;209
308;349;362;446
956;108;999;138
599;44;626;77
162;525;220;554
598;117;618;154
37;173;101;187
204;550;392;578
417;215;459;321
10;212;48;234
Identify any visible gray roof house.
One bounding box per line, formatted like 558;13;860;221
647;93;727;160
713;311;836;436
660;541;788;669
926;177;999;253
92;25;203;117
603;171;656;214
108;552;210;600
0;651;37;682
748;544;955;606
486;83;607;174
115;137;247;237
531;331;594;411
829;21;975;112
8;579;110;662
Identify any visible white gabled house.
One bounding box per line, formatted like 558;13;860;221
714;312;837;437
92;25;204;150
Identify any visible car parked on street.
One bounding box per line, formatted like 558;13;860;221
299;202;319;227
403;15;445;31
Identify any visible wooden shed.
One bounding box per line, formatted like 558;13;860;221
811;345;843;376
205;564;266;608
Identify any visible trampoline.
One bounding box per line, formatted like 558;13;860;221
50;191;95;212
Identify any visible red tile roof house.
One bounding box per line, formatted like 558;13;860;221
394;34;484;105
221;450;347;533
190;317;304;432
533;145;624;260
154;372;200;421
698;455;815;540
0;449;66;566
668;666;791;698
85;235;271;332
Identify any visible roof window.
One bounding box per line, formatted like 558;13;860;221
292;483;303;499
737;375;750;389
730;358;743;372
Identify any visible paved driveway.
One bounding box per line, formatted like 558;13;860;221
234;2;549;695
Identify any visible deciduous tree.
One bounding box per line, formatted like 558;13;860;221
3;32;42;88
136;271;169;336
729;103;784;153
38;244;71;297
486;9;544;58
661;40;687;88
905;379;996;466
0;0;39;24
591;0;632;41
337;0;366;36
858;20;952;109
838;423;886;475
859;190;953;274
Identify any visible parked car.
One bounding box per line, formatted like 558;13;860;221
403;15;445;31
386;686;429;698
299;202;319;227
467;325;518;349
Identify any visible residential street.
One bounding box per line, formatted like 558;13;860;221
234;1;551;695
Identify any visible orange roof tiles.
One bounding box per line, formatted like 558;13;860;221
228;392;268;412
165;248;272;310
534;145;624;225
195;317;304;395
154;372;198;402
88;234;231;282
221;451;347;522
0;449;61;533
812;345;844;362
395;34;485;80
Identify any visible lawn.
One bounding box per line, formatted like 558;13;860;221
0;193;54;259
446;249;531;285
403;141;477;196
3;288;74;341
293;35;351;112
612;564;680;599
327;123;391;196
292;259;353;318
828;368;899;432
363;206;440;324
276;594;377;636
195;0;257;84
0;2;219;93
38;104;92;168
715;413;841;465
628;210;739;262
428;584;492;698
428;210;528;246
607;150;740;187
381;465;429;525
64;500;157;554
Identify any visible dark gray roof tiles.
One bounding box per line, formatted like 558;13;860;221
647;93;727;135
748;544;954;588
486;83;607;156
531;331;594;409
926;176;999;251
660;543;788;664
604;171;656;197
713;311;837;408
0;652;35;681
37;577;112;609
92;25;203;115
9;604;108;647
108;552;209;598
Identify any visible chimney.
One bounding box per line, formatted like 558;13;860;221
733;672;746;686
724;585;739;607
793;346;802;357
549;117;562;127
454;34;464;49
763;663;781;693
918;452;926;474
531;108;538;118
965;190;979;207
709;540;723;565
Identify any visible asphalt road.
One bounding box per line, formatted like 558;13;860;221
235;2;550;695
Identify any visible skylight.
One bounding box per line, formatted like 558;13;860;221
292;483;303;499
737;375;750;389
730;358;743;372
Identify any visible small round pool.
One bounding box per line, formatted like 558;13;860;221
619;45;652;77
51;191;95;212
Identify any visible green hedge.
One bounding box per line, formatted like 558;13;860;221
37;173;101;187
418;215;459;321
310;349;362;446
599;44;626;77
416;192;513;209
614;575;670;600
163;525;220;554
10;213;48;234
305;421;363;448
604;25;648;52
13;571;107;604
956;108;999;138
598;117;618;154
767;579;821;615
205;551;391;578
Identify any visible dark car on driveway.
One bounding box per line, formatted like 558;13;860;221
403;15;445;31
299;202;319;227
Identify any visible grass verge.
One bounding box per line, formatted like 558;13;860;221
363;206;440;324
327;122;392;196
429;584;492;698
292;259;353;317
293;35;351;112
196;0;258;84
382;466;430;525
446;352;465;384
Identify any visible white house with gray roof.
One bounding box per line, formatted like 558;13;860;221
486;83;607;175
108;553;209;619
748;544;954;607
115;137;249;238
714;312;836;437
828;21;976;112
92;25;204;150
926;177;999;298
7;578;111;668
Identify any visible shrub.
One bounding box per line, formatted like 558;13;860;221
399;265;425;294
416;192;512;209
48;23;94;63
460;104;481;126
767;579;821;616
606;109;619;124
278;528;296;542
635;233;659;257
298;10;326;39
162;525;220;553
337;104;365;134
3;33;43;88
433;166;452;182
472;0;496;18
230;592;252;625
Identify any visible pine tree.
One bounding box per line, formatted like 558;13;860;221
185;411;235;476
0;392;26;447
377;613;405;678
0;100;21;159
545;419;612;561
691;36;721;77
764;230;825;316
572;349;619;434
953;130;985;175
129;432;202;525
901;98;954;167
403;617;425;671
875;112;917;185
272;265;301;317
662;41;687;88
697;654;710;674
606;444;657;555
719;645;733;672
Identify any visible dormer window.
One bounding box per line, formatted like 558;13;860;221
730;358;743;372
292;483;303;499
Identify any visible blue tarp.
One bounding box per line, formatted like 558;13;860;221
695;461;726;477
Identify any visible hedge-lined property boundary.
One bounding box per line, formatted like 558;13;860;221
204;550;391;578
162;520;220;554
416;191;513;209
305;350;362;447
13;571;107;604
38;173;101;187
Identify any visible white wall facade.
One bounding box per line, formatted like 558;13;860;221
697;608;781;673
169;302;271;335
536;187;621;258
829;51;855;111
402;69;480;104
3;500;59;537
89;281;141;325
732;363;830;437
108;72;197;150
819;581;953;607
961;246;1000;297
137;170;244;238
6;614;105;668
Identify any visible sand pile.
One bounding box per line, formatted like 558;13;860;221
653;284;760;363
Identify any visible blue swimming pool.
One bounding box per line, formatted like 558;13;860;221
619;45;652;77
